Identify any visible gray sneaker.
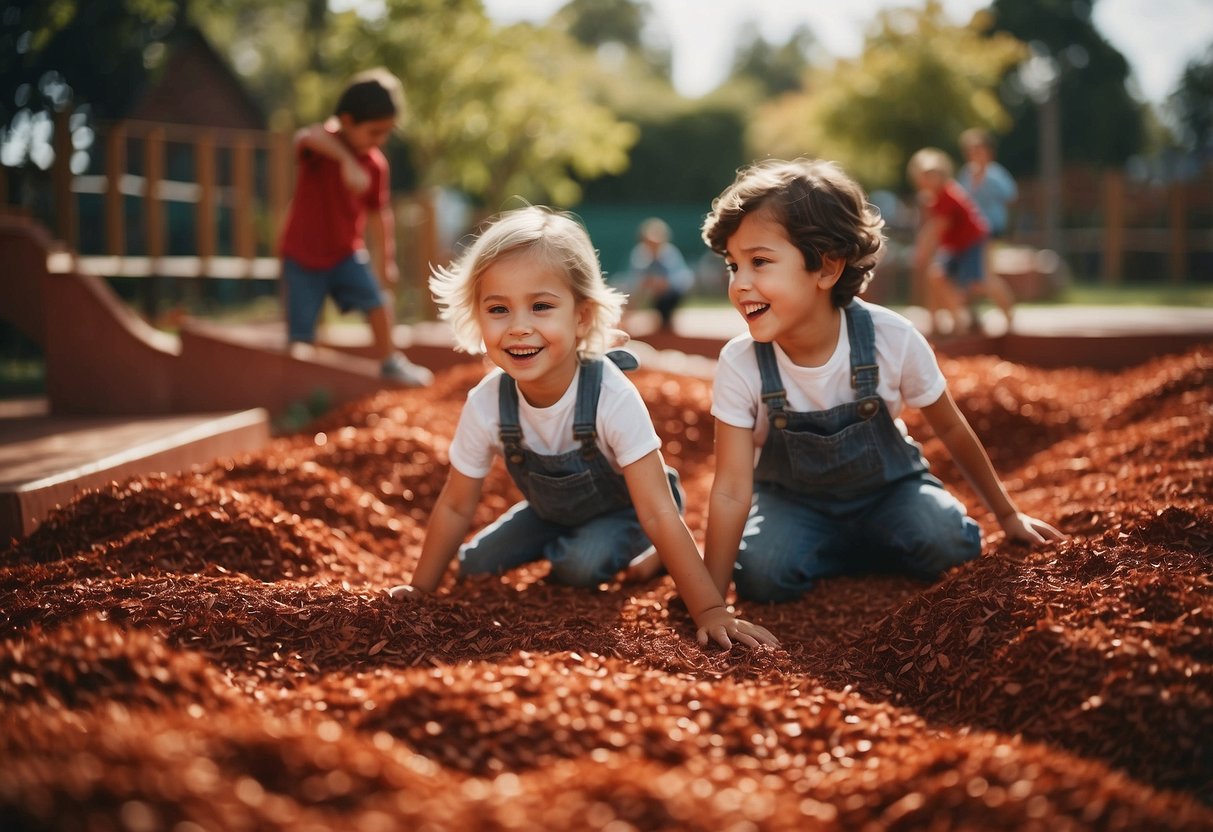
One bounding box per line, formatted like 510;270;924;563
381;353;434;386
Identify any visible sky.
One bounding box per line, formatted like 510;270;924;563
480;0;1213;104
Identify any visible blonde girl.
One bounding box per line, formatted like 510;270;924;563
389;206;777;650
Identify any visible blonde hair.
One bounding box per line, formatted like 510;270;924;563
907;147;955;180
429;206;626;358
958;127;994;152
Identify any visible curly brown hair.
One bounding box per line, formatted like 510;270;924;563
701;158;885;307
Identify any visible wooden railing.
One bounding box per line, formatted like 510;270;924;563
53;109;290;279
1013;167;1213;284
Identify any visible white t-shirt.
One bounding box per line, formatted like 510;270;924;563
449;360;663;479
711;303;947;449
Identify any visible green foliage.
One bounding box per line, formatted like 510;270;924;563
748;2;1025;191
194;0;642;210
582;106;746;205
989;0;1147;173
729;22;818;97
1;0;177;164
325;1;635;211
554;0;671;83
557;0;648;49
1167;45;1213;155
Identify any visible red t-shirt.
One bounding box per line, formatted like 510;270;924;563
928;180;988;253
278;129;388;270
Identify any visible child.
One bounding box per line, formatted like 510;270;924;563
626;217;695;331
278;67;432;385
907;147;1016;336
387;206;777;650
957;128;1018;239
697;158;1063;604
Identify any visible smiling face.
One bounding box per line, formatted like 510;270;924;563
475;251;591;407
724;210;843;366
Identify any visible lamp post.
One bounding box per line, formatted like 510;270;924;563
1019;49;1063;256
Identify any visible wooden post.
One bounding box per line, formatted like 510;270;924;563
143;125;165;261
53;108;76;245
268;130;292;250
1168;181;1186;284
1102;169;1124;285
196;132;216;266
105;122;127;256
232;133;254;265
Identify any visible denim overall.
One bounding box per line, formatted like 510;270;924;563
734;300;981;602
458;352;683;587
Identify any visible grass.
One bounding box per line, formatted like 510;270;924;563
1046;280;1213;307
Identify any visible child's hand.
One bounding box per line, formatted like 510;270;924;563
695;606;780;650
1000;511;1066;545
342;158;371;195
380;260;400;288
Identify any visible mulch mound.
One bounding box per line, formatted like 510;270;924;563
2;346;1211;830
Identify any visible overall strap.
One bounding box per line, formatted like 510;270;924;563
572;359;604;458
845;300;880;398
497;374;525;464
605;349;639;372
754;341;789;430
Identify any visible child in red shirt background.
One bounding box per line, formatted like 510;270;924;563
907;147;1016;336
278;67;432;385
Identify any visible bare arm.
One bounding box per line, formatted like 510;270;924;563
295;121;370;196
702;420;755;599
920;390;1064;544
364;201;399;288
622;450;777;650
913;215;944;275
391;468;484;595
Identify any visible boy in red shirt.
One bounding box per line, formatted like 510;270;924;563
279;68;432;385
908;147;1015;336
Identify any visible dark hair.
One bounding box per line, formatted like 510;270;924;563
334;68;404;123
701;158;885;307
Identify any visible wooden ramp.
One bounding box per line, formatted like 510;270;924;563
0;214;437;541
0;400;269;541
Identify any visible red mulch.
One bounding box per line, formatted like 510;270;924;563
2;346;1211;830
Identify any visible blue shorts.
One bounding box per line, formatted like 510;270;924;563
283;252;385;343
938;241;986;288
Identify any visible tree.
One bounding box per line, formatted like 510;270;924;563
0;0;177;169
1168;45;1213;159
728;22;818;97
989;0;1146;174
748;2;1025;191
331;0;638;211
553;0;672;83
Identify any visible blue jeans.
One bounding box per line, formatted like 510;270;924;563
939;240;987;288
458;501;655;588
733;476;982;603
282;252;385;343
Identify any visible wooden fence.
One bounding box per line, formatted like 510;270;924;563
4;112;1209;290
1013;165;1213;283
15;111;440;295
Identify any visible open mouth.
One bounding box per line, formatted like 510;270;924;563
506;346;543;359
742;302;770;320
